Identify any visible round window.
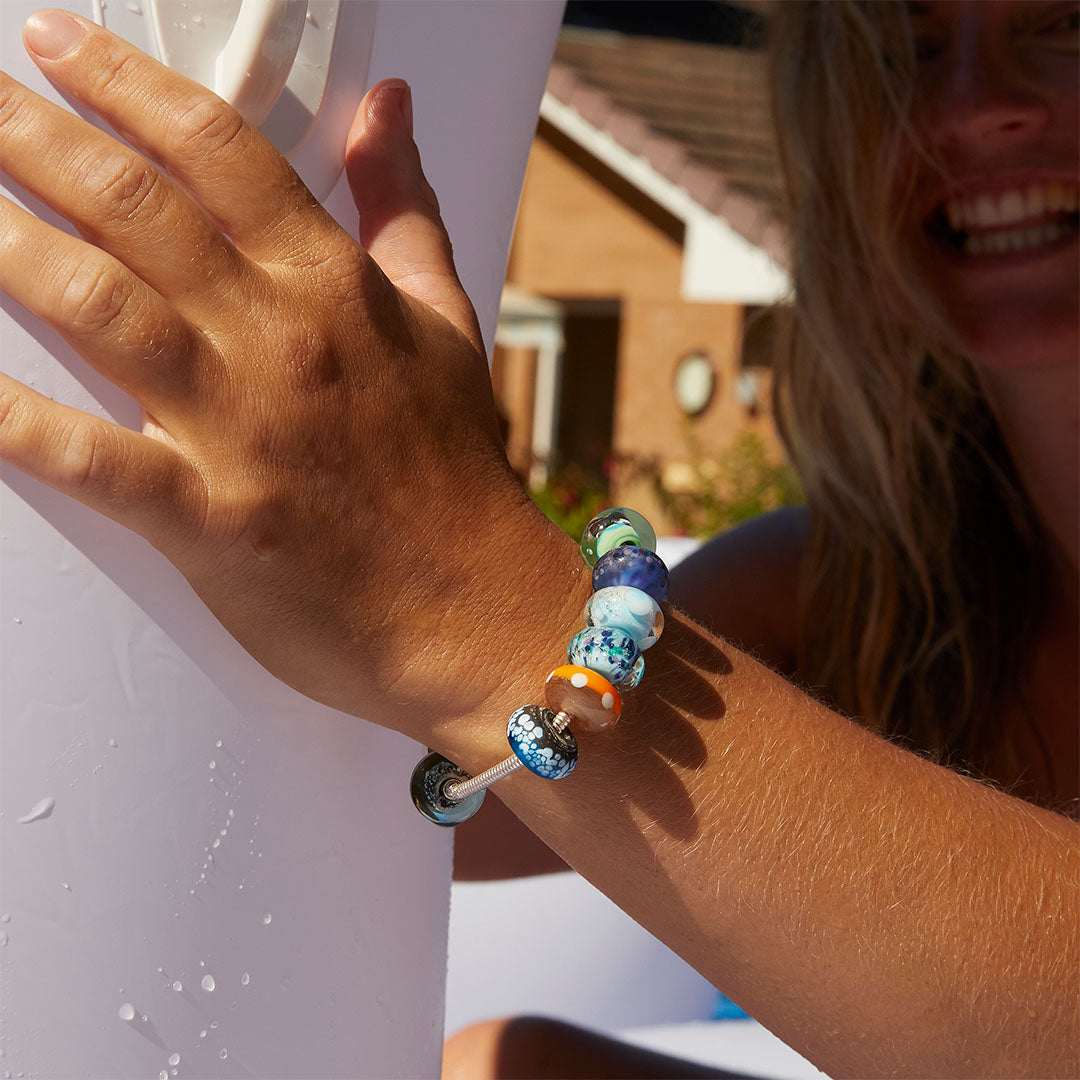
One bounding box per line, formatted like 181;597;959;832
672;352;716;416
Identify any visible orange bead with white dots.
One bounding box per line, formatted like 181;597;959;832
544;665;622;733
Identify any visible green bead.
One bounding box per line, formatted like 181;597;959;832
580;508;657;567
596;522;640;558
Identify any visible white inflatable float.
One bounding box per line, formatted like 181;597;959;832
0;2;564;1074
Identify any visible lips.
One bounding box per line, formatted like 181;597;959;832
925;181;1080;258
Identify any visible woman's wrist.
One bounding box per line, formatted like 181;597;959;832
421;492;594;769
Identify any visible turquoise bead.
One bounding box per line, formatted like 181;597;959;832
580;508;657;568
506;705;578;780
568;626;644;689
584;586;664;651
410;752;485;826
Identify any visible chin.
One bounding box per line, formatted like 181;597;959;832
949;295;1080;373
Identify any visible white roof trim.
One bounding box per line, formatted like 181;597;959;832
540;91;703;225
538;91;790;304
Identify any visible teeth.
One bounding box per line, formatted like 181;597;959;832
963;220;1069;257
974;194;1000;227
944;181;1079;230
999;190;1025;222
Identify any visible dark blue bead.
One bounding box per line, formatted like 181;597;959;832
506;705;578;780
592;546;669;604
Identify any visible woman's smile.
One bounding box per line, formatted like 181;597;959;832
924;176;1079;262
906;0;1079;367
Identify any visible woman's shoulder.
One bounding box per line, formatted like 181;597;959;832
666;504;811;674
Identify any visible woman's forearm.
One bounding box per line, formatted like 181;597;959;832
433;531;1079;1080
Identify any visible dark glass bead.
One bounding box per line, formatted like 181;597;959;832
591;546;669;604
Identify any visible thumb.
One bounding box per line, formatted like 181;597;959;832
345;79;483;353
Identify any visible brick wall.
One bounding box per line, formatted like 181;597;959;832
499;121;784;534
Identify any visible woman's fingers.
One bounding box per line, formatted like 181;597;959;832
0;371;202;548
0;70;253;322
0;194;210;414
19;9;341;269
345;81;484;355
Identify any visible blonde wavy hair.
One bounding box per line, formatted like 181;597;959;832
766;1;1051;793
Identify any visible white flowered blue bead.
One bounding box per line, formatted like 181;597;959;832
506;705;578;780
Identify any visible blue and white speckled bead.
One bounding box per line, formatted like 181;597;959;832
568;626;644;689
584;586;664;651
506;705;578;780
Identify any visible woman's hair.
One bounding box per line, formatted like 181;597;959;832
765;1;1050;791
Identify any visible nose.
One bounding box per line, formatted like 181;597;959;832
923;18;1051;153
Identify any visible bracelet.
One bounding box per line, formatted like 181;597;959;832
410;507;669;826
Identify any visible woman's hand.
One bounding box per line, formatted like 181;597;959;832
0;9;562;737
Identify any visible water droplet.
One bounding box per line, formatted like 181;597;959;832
156;966;163;973
201;974;215;992
216;740;222;748
228;808;235;819
220;828;227;837
0;914;10;923
240;972;250;986
0;931;8;947
61;882;71;891
219;1048;228;1060
168;1053;180;1066
118;1003;135;1021
212;838;220;849
209;761;216;770
159;1071;168;1080
17;796;55;824
199;1030;207;1039
262;913;272;925
210;1020;219;1029
199;960;205;967
12;618;21;625
172;981;182;992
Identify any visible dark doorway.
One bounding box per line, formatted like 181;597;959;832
556;304;620;481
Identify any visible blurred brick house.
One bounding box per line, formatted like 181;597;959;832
493;26;792;535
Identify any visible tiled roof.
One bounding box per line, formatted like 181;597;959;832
546;27;786;258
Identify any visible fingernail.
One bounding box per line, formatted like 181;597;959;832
24;10;86;60
380;79;413;136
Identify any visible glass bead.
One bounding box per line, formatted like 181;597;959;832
506;705;578;780
409;752;486;826
580;508;657;567
544;665;622;733
584;586;664;651
568;627;644;690
592;546;669;604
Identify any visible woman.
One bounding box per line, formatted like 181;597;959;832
448;3;1079;1073
0;3;1075;1078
